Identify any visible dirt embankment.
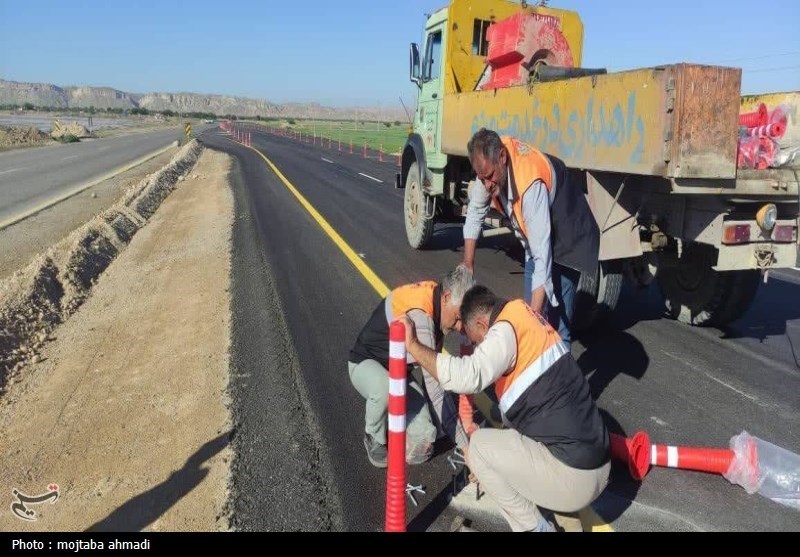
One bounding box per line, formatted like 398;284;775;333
0;140;202;394
0;126;53;149
0;147;234;532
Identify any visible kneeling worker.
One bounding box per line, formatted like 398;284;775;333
398;285;610;532
348;265;474;467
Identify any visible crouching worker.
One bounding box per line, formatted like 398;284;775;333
398;285;610;531
348;265;474;468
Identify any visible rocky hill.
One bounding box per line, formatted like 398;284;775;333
0;79;405;121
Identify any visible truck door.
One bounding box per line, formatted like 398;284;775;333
418;25;445;165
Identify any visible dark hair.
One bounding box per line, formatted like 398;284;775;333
460;285;498;326
467;128;503;164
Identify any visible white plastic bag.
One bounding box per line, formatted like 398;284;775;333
724;431;800;509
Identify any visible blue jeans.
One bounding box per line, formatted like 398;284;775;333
524;259;579;350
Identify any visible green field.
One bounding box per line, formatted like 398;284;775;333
245;119;411;155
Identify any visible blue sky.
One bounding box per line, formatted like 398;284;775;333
1;0;798;108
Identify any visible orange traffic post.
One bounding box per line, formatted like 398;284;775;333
609;431;747;481
385;320;407;532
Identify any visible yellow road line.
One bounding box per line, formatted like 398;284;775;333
242;141;390;298
579;506;615;532
237;138;613;532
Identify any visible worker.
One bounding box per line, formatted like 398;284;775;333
398;284;610;532
462;128;599;351
348;265;474;468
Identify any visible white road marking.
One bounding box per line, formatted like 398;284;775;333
0;167;23;175
705;373;759;402
321;157;334;164
358;172;383;183
61;154;79;161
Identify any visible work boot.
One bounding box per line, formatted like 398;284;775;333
363;434;387;468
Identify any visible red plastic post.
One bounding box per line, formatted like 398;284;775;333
385;320;407;532
739;103;769;128
609;431;744;481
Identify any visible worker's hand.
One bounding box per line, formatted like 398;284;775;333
462;445;479;484
460;261;474;274
396;315;417;349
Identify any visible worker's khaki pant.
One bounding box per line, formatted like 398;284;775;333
468;428;610;532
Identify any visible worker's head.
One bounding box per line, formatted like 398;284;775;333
439;265;476;335
468;128;508;199
460;284;498;345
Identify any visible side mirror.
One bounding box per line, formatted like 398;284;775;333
410;43;421;87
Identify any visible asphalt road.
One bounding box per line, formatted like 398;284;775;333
200;126;800;532
0;126;197;225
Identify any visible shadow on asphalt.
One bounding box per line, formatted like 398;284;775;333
594;410;643;524
719;275;800;343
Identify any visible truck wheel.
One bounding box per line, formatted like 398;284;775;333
404;161;434;249
657;243;760;326
572;261;624;332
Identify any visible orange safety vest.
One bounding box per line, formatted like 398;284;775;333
492;299;568;415
490;136;554;243
486;298;610;469
350;281;442;369
387;281;437;320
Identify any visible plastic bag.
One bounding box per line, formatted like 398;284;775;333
405;379;437;465
737;136;779;169
773;145;800;168
723;431;800;510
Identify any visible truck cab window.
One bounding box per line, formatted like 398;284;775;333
423;31;442;82
472;19;490;56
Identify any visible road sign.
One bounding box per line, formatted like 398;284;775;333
185;122;192;138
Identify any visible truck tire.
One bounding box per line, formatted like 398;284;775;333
404;161;434;249
572;261;624;332
657;243;760;327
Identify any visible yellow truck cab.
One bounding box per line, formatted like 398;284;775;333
399;0;800;328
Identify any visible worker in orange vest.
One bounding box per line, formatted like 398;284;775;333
348;265;474;468
462;128;599;351
399;284;610;532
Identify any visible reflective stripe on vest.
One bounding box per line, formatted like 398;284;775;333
491;136;554;242
493;299;568;415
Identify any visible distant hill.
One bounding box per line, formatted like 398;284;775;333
0;79;407;122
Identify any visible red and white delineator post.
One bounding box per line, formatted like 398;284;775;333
385;320;407;532
610;430;800;509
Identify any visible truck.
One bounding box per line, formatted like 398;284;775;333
398;0;800;328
